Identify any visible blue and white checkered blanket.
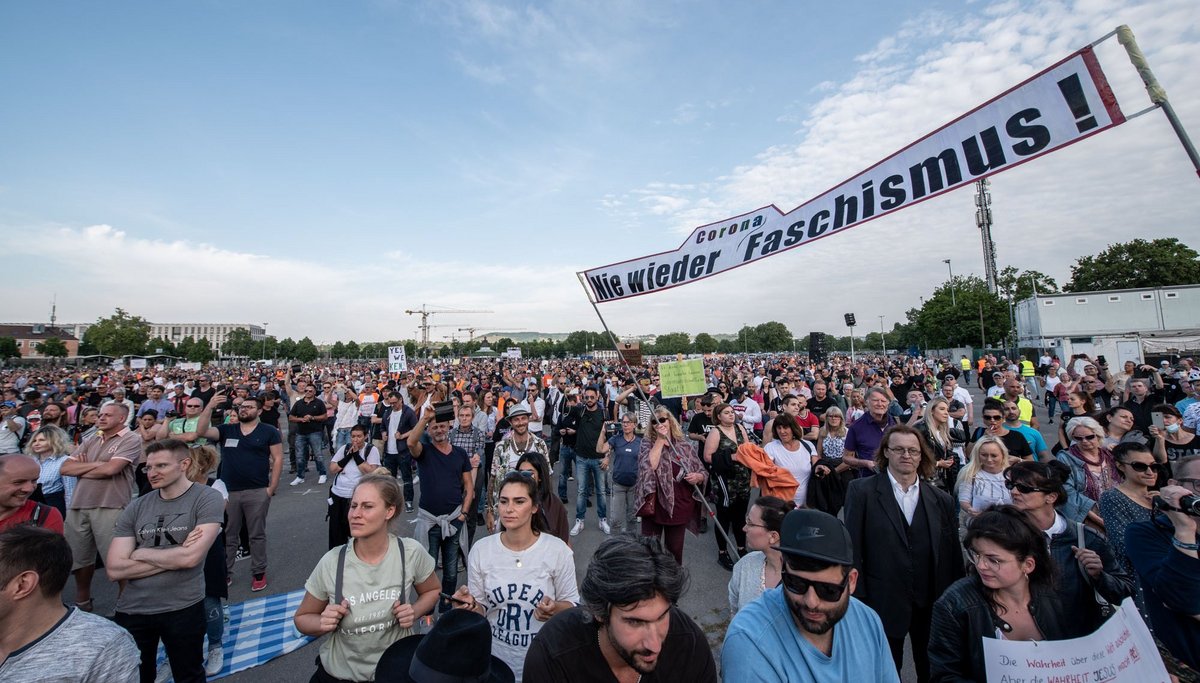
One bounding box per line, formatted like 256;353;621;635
157;589;315;680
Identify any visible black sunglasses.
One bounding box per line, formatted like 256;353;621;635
1122;461;1159;473
781;571;849;602
654;417;670;425
1004;481;1047;494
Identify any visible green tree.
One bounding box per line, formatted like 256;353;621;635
146;337;176;356
260;335;278;359
294;337;319;362
277;337;297;359
330;341;347;359
187;336;216;362
36;337;69;358
345;341;361;359
404;340;418;358
83;308;151;357
652;332;691;355
1066;238;1200;292
220;328;256;357
717;338;737;354
0;337;20;359
998;266;1059;301
912;275;1011;348
692;333;718;354
754;321;794;352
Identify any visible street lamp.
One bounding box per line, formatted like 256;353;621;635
261;322;269;361
879;315;886;356
944;259;956;306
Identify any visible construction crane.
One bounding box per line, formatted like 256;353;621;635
458;327;526;343
404;304;492;350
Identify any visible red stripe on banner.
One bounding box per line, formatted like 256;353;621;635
1081;45;1126;126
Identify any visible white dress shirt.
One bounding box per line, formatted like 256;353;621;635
887;469;921;524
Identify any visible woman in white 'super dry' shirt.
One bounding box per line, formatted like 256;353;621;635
452;471;579;680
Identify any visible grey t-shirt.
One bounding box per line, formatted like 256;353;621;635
113;482;224;614
0;606;139;682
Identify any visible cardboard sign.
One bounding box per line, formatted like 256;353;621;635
983;599;1168;683
387;346;408;373
130;358;147;369
507;347;522;359
657;358;707;398
618;341;642;367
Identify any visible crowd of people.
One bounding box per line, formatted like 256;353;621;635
0;348;1198;682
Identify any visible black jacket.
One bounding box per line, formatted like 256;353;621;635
843;472;965;639
1048;517;1135;638
929;575;1070;682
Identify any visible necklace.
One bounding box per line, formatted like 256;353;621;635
512;433;531;455
501;531;537;567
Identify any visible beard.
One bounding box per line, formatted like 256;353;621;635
238;413;258;423
605;622;659;675
787;591;850;636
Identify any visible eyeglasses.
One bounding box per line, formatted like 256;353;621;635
982;415;1003;422
654;417;670;425
1176;478;1200;491
1073;434;1098;442
966;548;1013;571
1122;461;1159;473
886;446;922;457
185;403;203;408
744;516;768;529
1004;481;1047;494
781;571;849;602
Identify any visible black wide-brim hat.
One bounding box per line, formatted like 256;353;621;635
375;610;514;683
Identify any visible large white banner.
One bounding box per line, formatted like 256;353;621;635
984;599;1168;682
582;45;1125;303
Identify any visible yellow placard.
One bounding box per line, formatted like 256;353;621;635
658;358;707;398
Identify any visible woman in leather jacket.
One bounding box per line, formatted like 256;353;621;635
1006;460;1135;638
929;506;1069;682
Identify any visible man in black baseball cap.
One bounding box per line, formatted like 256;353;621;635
721;509;899;681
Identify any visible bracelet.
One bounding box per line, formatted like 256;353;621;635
1171;537;1198;552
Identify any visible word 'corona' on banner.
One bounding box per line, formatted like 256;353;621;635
581;45;1125;303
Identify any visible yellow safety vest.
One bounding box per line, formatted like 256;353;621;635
1020;360;1035;377
960;358;971;371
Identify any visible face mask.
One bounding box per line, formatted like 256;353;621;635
1166;423;1180;434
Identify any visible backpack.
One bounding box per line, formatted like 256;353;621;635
334;535;406;605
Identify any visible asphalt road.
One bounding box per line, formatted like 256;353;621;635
64;384;1060;682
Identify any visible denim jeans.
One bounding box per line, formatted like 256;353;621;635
116;600;206;683
557;444;577;501
295;432;327;478
575;457;608;521
428;520;463;612
334;428;352;451
204;596;223;652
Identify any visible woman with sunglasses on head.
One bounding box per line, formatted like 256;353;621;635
514;452;570;545
728;495;794;614
955;436;1019;520
1005;460;1134;638
452;471;578;681
638;407;707;566
1059;416;1119;531
703;402;751;569
928;505;1068;682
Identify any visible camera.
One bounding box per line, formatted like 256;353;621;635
1153;494;1200;517
432;400;455;423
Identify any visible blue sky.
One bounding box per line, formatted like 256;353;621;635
2;1;1197;344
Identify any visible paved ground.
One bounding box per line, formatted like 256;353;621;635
64;383;1060;682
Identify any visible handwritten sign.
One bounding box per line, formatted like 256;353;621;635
387;346;408;373
983;599;1168;683
506;347;522;359
657;358;708;398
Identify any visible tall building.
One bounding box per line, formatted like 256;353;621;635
22;322;266;354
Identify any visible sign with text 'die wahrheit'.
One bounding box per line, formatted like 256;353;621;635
582;44;1125;303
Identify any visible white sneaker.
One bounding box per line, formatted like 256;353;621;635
599;519;611;535
318;475;327;485
205;646;224;676
290;476;304;486
570;519;584;536
154;661;172;683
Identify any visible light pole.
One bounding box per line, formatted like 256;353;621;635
878;315;886;356
743;324;748;354
944;259;956;306
261;322;269;361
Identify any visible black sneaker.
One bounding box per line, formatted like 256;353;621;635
404;502;414;514
718;552;735;571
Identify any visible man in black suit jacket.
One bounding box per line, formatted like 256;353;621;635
843;424;964;683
